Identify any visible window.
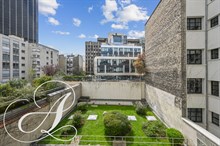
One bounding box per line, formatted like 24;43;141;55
187;78;202;93
188;108;202;122
22;64;25;67
211;81;219;96
211;49;218;59
21;50;25;53
21;57;25;60
212;112;219;126
187;50;202;64
21;71;25;73
187;18;202;30
211;16;218;28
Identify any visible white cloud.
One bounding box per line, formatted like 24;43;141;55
88;6;93;13
118;0;131;7
101;0;118;24
52;31;70;35
89;34;99;39
39;0;59;16
48;17;60;25
101;0;149;24
78;34;86;39
111;23;128;29
128;30;145;39
73;18;81;27
117;4;149;23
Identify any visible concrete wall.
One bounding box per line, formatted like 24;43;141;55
81;82;145;101
0;84;81;146
146;84;220;146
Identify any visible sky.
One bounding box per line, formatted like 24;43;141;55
38;0;160;56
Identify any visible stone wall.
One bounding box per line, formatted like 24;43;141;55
144;0;186;115
0;84;81;146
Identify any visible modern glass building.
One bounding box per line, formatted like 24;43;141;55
0;0;38;43
94;45;142;80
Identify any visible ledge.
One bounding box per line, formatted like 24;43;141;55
182;118;220;145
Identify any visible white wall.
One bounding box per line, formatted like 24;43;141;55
81;81;145;100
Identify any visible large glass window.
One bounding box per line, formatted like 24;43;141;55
211;16;218;28
188;108;202;122
187;78;202;93
187;18;202;30
187;50;202;64
211;81;219;96
212;112;219;126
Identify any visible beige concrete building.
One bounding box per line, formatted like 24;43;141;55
145;0;220;145
28;43;59;78
0;34;59;82
59;54;67;74
0;34;29;82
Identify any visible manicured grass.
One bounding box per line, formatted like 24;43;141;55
39;105;171;146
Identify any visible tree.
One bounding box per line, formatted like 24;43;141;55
42;65;59;76
104;111;132;136
133;54;146;75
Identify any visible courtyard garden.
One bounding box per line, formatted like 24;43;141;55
38;103;184;146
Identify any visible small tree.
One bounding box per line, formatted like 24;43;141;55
133;54;146;75
42;65;59;76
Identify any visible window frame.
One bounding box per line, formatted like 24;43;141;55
187;18;202;30
187;50;202;64
188;108;203;123
212;112;219;126
211;16;218;28
211;81;219;96
211;49;219;59
187;78;203;94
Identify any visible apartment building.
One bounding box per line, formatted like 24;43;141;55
94;33;142;80
145;0;220;145
0;34;29;82
85;38;107;75
0;34;59;82
29;44;59;77
59;54;67;74
66;54;83;75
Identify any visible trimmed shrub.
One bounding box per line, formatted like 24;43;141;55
135;105;146;115
104;111;131;136
77;102;87;112
71;111;85;128
133;102;146;115
166;128;184;146
142;121;166;137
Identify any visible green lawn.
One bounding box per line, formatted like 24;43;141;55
39;105;171;146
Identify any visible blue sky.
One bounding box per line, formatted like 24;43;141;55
38;0;160;56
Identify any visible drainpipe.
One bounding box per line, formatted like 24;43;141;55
205;0;209;130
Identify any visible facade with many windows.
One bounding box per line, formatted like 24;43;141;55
0;0;38;43
0;34;59;82
0;34;29;82
94;33;142;79
145;0;220;145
